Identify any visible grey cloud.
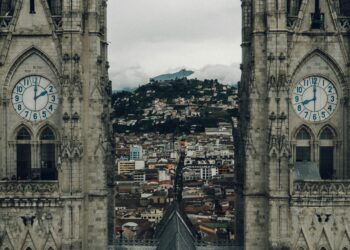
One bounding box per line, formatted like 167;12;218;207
190;64;240;85
111;65;149;90
112;64;240;90
107;0;241;90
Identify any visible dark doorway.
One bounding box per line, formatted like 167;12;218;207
40;144;57;180
319;147;333;179
17;144;31;180
296;147;311;162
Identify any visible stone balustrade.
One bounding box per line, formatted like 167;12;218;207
0;180;59;197
292;180;350;206
0;15;62;32
0;181;61;207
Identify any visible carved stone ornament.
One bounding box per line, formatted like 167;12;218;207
268;134;291;159
293;181;350;196
94;134;112;158
0;181;59;193
60;140;84;160
61;73;83;98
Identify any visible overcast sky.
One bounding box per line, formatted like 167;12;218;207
107;0;241;90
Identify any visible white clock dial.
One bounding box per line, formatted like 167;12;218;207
12;75;59;122
292;76;338;122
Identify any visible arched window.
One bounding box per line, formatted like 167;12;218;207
320;247;327;250
26;248;32;250
343;248;348;250
39;127;57;180
296;128;311;140
298;247;305;250
17;127;31;140
16;127;31;180
320;127;334;139
295;127;312;162
319;127;336;180
40;127;55;140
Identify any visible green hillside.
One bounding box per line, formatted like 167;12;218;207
112;78;238;134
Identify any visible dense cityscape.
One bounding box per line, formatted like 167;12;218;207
113;75;238;242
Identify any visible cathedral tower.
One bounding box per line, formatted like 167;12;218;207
239;0;350;249
0;0;114;249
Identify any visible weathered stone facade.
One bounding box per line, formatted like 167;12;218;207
238;0;350;249
0;0;114;249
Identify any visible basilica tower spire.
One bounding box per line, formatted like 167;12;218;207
0;1;114;249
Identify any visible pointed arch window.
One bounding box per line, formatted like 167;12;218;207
320;127;334;140
40;127;55;140
39;127;57;180
296;128;311;140
16;127;31;140
16;127;31;180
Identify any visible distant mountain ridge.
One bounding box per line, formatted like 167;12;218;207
151;69;194;82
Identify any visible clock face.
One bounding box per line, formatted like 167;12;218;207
12;75;59;122
292;76;338;122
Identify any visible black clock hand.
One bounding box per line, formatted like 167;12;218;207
302;98;316;105
34;82;38;111
34;82;38;99
34;90;47;100
313;84;317;112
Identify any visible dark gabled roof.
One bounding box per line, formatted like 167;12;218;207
155;202;200;250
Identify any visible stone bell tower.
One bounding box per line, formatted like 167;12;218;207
0;1;114;249
238;0;350;249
